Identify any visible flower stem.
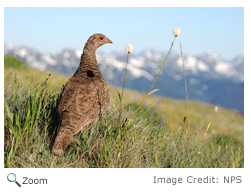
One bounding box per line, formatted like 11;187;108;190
204;113;216;137
118;53;129;128
179;41;190;133
126;37;176;128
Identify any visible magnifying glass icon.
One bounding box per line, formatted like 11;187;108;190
7;173;21;187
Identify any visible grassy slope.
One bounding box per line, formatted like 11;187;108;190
109;82;244;144
4;56;244;168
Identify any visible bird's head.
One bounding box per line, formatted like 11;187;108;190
86;33;112;51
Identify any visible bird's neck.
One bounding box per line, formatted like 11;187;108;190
74;46;101;77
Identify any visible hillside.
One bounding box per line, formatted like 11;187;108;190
4;55;244;142
4;56;244;168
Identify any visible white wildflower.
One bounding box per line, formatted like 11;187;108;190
173;26;181;37
214;106;218;113
125;44;133;54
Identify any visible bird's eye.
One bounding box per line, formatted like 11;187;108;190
100;37;103;40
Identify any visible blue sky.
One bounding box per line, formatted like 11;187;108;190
4;7;244;60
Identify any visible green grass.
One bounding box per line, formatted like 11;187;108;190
4;56;244;168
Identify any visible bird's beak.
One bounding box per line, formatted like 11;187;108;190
107;38;113;44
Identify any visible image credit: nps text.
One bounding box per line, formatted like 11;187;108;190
153;176;242;185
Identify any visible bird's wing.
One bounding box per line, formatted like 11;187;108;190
74;81;101;133
58;78;101;134
58;80;77;115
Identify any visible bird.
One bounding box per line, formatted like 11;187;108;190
52;33;112;154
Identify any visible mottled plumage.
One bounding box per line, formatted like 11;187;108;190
52;33;112;154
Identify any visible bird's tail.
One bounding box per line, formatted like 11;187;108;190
52;125;74;154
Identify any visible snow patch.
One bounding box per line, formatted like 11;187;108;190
148;61;158;69
127;65;154;81
214;61;231;73
177;56;209;73
75;50;82;58
177;56;197;74
197;60;209;71
17;48;28;58
63;51;70;59
97;53;154;81
5;44;15;49
62;59;71;66
153;53;164;61
129;57;145;68
214;61;239;78
186;56;197;68
233;56;244;66
145;50;152;59
41;54;57;66
205;50;220;61
106;68;115;79
97;54;124;71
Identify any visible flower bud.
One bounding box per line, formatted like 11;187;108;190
214;106;218;113
125;44;133;54
173;26;181;37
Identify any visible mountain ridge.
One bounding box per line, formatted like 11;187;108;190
4;44;244;114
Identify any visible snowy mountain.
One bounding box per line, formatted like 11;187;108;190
4;44;244;114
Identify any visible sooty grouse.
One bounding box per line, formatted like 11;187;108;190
52;33;112;154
